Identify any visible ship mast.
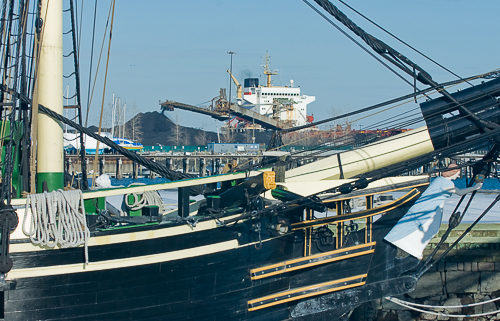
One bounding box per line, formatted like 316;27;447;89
262;52;277;87
36;0;64;192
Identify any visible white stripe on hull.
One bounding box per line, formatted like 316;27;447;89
6;239;239;280
11;213;242;252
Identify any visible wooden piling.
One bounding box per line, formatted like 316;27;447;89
215;158;220;175
99;158;105;176
149;158;156;179
65;158;71;174
275;155;287;183
199;158;206;177
116;158;122;180
132;161;138;179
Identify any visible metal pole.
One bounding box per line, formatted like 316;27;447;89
227;51;236;109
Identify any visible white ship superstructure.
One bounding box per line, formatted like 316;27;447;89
236;54;316;127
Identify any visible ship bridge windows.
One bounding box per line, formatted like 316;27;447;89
262;93;299;97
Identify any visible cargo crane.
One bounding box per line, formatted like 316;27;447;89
227;69;242;100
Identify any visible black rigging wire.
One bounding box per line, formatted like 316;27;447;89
250;87;500;172
318;0;499;133
38;104;211;196
242;73;497;170
302;0;415;89
363;108;421;130
280;70;499;134
224;130;500;228
1;0;26;204
337;0;472;88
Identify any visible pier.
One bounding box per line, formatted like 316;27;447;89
65;154;262;178
351;223;500;321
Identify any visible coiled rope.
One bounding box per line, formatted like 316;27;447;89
385;296;500;318
23;189;90;264
124;184;170;215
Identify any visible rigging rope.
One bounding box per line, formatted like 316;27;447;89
37;104;209;195
305;0;499;133
279;75;500;171
0;0;27;204
388;295;500;310
92;0;115;188
337;0;471;88
86;3;112;124
84;0;98;127
301;0;415;89
226;127;500;226
414;190;475;278
237;95;496;174
415;193;500;280
23;189;90;264
385;296;500;318
309;0;427;80
280;69;500;133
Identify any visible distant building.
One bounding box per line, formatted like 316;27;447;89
207;143;260;154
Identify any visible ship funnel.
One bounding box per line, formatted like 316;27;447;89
420;77;500;150
244;78;259;88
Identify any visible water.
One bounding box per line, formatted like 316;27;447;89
88;177;171;188
109;177;171;187
434;177;500;190
103;177;500;190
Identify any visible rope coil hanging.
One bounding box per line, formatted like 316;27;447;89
23;189;90;264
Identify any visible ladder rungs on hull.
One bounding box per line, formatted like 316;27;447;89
250;242;375;280
248;274;367;311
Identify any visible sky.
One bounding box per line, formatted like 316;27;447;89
62;0;500;132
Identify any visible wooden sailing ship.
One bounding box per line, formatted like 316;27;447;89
1;0;500;320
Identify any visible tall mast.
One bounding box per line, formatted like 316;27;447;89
111;93;115;137
37;0;63;192
262;52;277;87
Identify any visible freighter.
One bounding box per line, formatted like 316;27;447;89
234;52;316;128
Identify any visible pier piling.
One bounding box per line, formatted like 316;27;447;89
132;161;138;179
215;158;220;175
99;158;105;176
65;158;71;174
199;158;205;177
149;158;156;179
116;158;122;180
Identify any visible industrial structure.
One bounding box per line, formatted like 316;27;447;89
160;53;316;131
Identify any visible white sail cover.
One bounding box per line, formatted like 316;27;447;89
384;177;454;259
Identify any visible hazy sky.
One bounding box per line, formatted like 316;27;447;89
64;0;500;132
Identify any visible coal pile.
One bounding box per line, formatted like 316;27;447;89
90;111;273;146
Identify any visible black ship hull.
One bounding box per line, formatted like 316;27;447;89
4;187;424;321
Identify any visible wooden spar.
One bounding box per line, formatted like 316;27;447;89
285;126;434;182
